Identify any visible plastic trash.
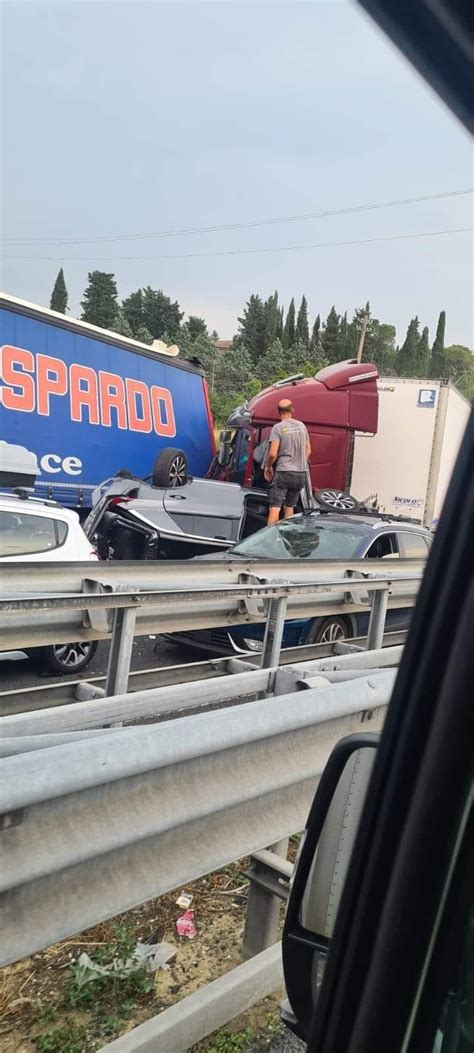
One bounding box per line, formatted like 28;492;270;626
75;941;176;983
176;891;193;910
176;909;197;939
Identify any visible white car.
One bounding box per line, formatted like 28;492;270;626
0;490;99;674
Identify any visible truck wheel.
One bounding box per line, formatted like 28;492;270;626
38;640;98;675
152;448;188;488
314;488;360;513
307;617;349;645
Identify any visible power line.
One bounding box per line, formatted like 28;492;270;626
1;226;471;262
2;188;472;246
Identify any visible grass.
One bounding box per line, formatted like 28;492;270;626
34;921;156;1051
35;1023;88;1053
205;1027;257;1052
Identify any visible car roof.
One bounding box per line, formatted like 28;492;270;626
0;491;78;521
292;512;431;534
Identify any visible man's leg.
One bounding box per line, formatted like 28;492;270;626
267;505;281;526
267;473;284;525
282;477;300;520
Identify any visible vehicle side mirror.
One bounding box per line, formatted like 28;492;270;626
218;432;233;467
282;733;379;1041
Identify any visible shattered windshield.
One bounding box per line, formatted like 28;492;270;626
232;517;367;560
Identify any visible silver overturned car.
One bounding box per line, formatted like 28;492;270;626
83;472;273;560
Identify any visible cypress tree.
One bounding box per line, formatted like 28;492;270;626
50;268;68;313
322;306;341;363
416;326;430;376
429;311;447;378
397;317;420;376
295;295;309;347
283;298;296;348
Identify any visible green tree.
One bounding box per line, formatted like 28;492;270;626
310;314;321;352
364;320;397;373
416;326;430;376
287;337;310;373
295;295;309;347
445;345;473;399
213;345;253;397
134;325;154;345
263;291;281;350
113;310;134;338
322;306;341;363
81;271;119;329
429;310;447;378
184;315;208;341
397;317;420;376
255;337;288;385
237;295;266;362
283;298;296;348
141;286;183;341
122;289;144;335
50;268;68;313
277;306;284;339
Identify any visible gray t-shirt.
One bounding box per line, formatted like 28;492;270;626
270;418;309;472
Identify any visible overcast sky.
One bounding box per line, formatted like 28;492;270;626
1;0;472;347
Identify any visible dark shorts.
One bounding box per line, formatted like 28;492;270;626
269;470;307;509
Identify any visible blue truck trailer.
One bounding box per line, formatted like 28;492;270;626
0;293;216;509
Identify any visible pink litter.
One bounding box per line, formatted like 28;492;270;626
176;909;197;939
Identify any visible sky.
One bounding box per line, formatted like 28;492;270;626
1;0;472;348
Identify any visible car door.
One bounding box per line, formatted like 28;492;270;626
362;531;407;634
282;411;473;1053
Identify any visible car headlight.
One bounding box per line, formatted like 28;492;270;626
243;638;263;652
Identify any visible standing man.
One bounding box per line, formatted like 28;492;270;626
264;399;311;525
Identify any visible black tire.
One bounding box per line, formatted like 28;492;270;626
152;448;188;488
314;488;361;513
39;640;98;675
306;616;350;645
116;468;135;479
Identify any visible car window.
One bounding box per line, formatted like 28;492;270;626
398;532;431;558
365;533;399;559
0;509;68;556
232;518;367;560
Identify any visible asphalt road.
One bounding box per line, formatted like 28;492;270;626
0;635;193;693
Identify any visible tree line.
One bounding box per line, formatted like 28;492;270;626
49;268;473;422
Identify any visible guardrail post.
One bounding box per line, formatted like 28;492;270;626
366;587;389;651
242;837;289;960
261;597;288;668
105;606;137;696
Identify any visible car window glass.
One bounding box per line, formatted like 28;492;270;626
399;532;430;558
365;533;399;559
0;509;68;556
232;518;367;560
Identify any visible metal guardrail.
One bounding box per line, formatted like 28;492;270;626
0;647;398;967
0;559;419;1049
0;630;408;716
0;557;422;693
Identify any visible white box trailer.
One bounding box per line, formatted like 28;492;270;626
350;378;470;528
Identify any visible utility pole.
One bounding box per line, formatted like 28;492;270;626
356;311;369;363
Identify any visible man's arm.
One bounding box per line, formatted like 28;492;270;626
264;439;280;481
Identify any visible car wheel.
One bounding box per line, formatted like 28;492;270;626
307;616;349;645
152;448;188;488
314;488;361;513
39;640;98;675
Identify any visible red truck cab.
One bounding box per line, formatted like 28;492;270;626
209;360;379;492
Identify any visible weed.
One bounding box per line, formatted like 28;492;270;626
205;1026;257;1052
35;1022;87;1053
62;961;154;1014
